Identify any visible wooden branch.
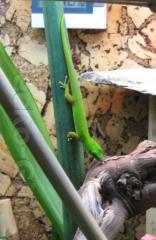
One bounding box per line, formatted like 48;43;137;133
74;140;156;239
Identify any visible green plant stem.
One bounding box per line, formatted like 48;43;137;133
42;1;85;239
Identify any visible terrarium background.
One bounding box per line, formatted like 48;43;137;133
0;0;155;239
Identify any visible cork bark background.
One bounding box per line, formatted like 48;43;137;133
0;0;156;239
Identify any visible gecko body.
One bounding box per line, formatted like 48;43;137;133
60;16;103;160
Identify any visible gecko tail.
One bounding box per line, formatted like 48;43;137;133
87;138;104;161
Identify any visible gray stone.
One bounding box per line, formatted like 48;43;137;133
0;173;11;195
81;68;156;96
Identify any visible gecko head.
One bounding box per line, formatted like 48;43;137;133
88;138;104;161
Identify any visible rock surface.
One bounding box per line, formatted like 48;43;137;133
81;68;156;95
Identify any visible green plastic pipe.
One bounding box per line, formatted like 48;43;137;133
0;67;107;240
42;1;85;239
0;43;63;238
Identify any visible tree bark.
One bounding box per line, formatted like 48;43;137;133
74;140;156;240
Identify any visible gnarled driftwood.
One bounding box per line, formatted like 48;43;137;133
74;140;156;240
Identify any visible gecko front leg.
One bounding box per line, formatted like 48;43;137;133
67;131;79;141
59;78;78;141
59;76;74;104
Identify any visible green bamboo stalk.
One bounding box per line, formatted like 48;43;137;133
42;1;85;239
0;43;63;238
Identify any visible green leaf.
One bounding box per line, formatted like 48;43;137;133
0;42;63;238
0;42;55;152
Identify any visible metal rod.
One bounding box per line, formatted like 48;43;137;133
48;0;156;11
62;0;148;4
48;0;156;9
0;68;107;240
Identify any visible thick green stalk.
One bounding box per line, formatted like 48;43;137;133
0;43;63;238
42;1;85;239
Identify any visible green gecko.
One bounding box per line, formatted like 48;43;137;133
60;16;103;161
